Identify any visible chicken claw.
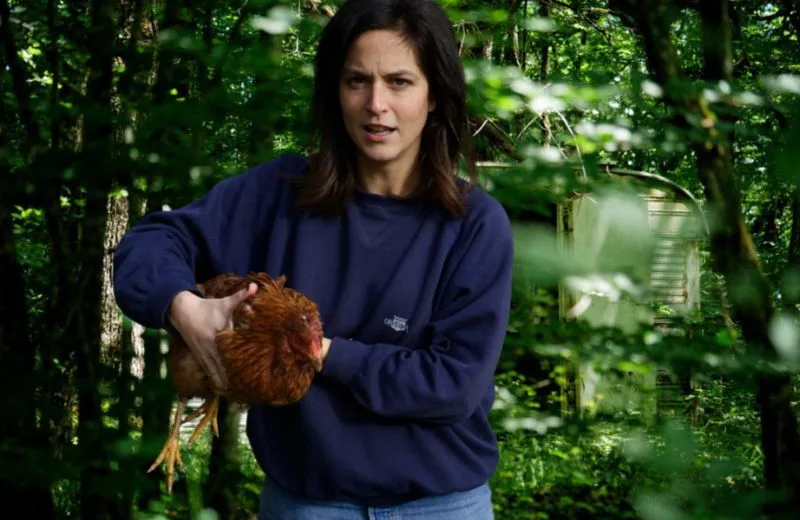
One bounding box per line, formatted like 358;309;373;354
185;397;220;447
148;400;187;493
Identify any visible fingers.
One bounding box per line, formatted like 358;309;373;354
194;344;229;393
224;283;258;329
197;283;257;392
209;284;256;389
211;356;229;392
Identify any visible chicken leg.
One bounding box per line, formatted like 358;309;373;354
184;396;220;447
148;399;187;493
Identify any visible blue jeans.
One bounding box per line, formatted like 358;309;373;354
258;479;494;520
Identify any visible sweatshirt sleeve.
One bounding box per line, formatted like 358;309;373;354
112;163;275;330
320;195;514;424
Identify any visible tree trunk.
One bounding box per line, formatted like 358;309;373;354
611;0;800;506
206;398;244;519
783;188;800;311
101;193;130;366
695;2;800;498
778;0;800;313
119;0;156;383
0;206;55;519
130;189;150;381
500;0;524;66
189;2;215;157
137;328;173;511
135;0;193;505
511;21;521;67
0;0;56;515
521;0;528;69
539;3;552;146
247;30;279;167
483;37;494;62
750;196;783;249
75;0;121;518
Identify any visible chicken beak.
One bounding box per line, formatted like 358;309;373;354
311;353;324;372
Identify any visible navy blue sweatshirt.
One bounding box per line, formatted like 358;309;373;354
113;155;514;506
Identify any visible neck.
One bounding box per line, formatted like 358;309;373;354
356;154;421;199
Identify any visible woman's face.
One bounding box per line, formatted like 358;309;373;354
338;29;435;174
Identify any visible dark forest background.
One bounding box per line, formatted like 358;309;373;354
2;0;800;518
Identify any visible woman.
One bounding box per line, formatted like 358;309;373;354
113;0;513;518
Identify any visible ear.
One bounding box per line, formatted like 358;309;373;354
428;97;436;112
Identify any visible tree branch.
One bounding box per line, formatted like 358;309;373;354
210;2;252;88
544;0;612;43
118;0;146;98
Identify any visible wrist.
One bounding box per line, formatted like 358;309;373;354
320;337;370;384
167;290;198;329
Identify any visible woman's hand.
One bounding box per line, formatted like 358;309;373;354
166;284;257;392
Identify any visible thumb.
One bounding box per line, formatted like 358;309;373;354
223;283;257;329
226;282;257;308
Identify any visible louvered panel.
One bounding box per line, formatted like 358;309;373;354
651;272;686;282
651;265;684;272
648;201;698;413
549;183;704;417
651;285;688;293
652;246;686;257
650;272;686;281
649;235;689;306
646;197;706;239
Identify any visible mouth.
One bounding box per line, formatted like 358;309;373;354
362;124;396;142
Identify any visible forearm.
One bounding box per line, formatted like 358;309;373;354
113;226;201;329
320;307;508;424
113;168;262;329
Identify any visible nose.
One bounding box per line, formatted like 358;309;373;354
366;83;388;114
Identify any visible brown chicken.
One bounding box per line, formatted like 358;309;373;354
148;272;324;492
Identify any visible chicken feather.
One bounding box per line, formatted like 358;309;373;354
148;272;323;492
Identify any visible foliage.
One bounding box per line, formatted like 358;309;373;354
112;371;771;520
3;0;800;519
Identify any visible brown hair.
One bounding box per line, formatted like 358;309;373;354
294;0;476;216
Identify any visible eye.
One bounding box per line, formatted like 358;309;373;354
392;78;410;88
301;315;308;322
345;76;366;88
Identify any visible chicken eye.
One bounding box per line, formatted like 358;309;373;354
301;315;308;322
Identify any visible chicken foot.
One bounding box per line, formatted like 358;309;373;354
147;399;187;493
184;396;220;447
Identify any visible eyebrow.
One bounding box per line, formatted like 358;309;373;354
342;67;420;79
